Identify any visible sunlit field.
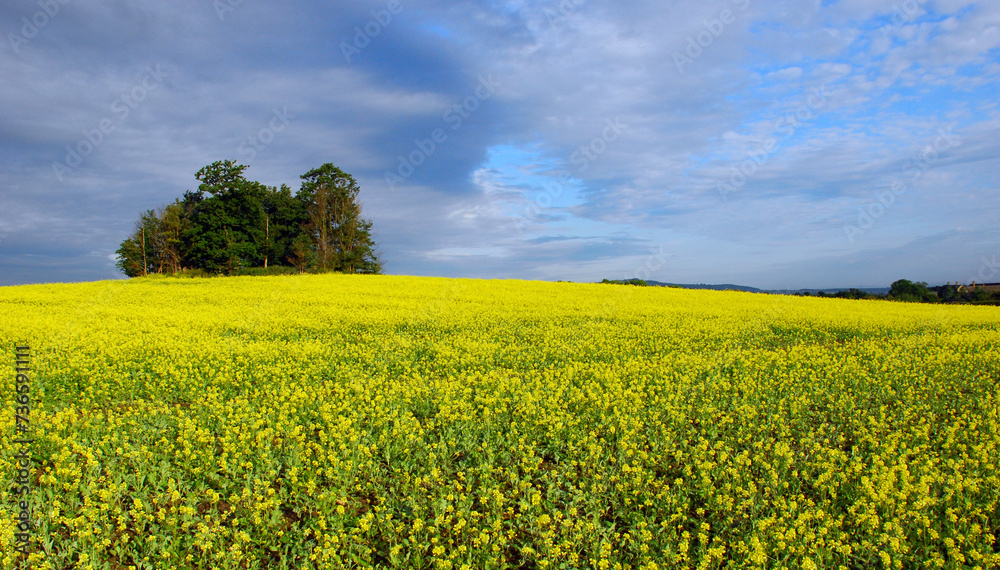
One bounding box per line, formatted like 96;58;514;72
1;274;998;569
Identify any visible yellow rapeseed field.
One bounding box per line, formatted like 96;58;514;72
1;274;998;569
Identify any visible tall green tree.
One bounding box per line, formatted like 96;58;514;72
115;210;164;277
261;184;307;269
888;279;937;303
182;161;267;273
159;200;187;273
297;163;380;274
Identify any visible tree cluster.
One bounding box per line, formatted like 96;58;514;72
116;161;381;277
801;279;1000;305
597;276;1000;306
600;278;650;286
928;282;1000;305
807;288;882;300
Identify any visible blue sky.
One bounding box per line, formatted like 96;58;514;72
1;0;998;288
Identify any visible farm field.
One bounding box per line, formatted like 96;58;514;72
1;274;999;569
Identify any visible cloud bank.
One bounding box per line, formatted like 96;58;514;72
1;0;998;288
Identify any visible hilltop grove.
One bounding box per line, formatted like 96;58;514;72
116;161;381;277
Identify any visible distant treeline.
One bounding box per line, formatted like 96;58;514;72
798;279;1000;305
116;161;380;277
600;278;1000;306
600;278;651;287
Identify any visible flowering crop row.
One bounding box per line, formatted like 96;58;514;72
1;275;998;569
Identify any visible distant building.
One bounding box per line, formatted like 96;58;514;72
957;282;1000;293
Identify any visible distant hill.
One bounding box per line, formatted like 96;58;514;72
767;287;891;296
641;281;890;295
645;281;764;293
596;279;996;305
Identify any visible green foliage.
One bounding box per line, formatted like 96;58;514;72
832;288;877;300
298;164;381;274
600;278;649;286
794;280;1000;306
262;184;307;269
888;279;938;303
116;209;171;277
194;160;250;196
230;266;302;277
180;161;269;273
932;283;1000;306
117;161;381;278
